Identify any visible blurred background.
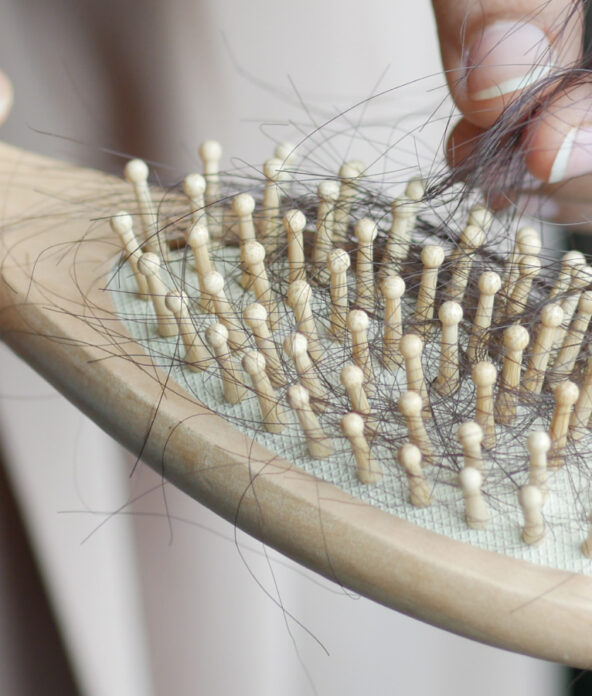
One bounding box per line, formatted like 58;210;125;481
0;1;569;694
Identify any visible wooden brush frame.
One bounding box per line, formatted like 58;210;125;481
1;141;592;668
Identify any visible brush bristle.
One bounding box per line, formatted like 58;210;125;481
112;141;592;570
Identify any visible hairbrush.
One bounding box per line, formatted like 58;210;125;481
2;134;592;669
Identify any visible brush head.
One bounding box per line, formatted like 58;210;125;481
284;209;306;234
421;245;445;268
243;302;268;326
199;140;222;165
354;218;377;243
478;271;501;295
205;322;229;349
124;158;149;184
328;249;351;274
400;334;423;359
187;222;210;247
541;303;564;327
232;192;256;217
137;252;160;276
110;211;134;238
472;361;497;386
183;173;206;198
242;350;267;376
382;274;405;299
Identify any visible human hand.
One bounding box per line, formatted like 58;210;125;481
432;0;592;227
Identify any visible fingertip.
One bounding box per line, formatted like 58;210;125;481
524;87;592;184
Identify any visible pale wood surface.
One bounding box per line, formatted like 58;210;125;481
2;141;592;668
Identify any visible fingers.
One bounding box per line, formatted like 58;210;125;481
446;115;592;227
431;0;583;128
436;0;592;190
525;84;592;182
0;70;13;125
445;118;528;207
446;114;592;211
446;119;484;170
448;84;592;188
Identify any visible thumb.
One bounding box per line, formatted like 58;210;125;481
431;0;583;128
0;70;13;126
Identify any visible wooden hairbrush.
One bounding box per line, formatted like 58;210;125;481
2;138;592;669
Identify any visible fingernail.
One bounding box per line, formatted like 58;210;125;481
466;21;552;102
548;127;592;183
